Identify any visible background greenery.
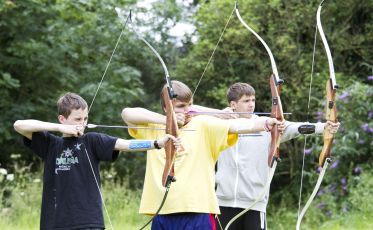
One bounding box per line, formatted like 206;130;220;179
1;0;372;229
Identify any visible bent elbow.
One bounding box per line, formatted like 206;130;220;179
13;120;22;132
121;108;132;123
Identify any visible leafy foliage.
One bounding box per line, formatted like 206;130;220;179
174;0;373;222
0;0;372;227
0;0;181;185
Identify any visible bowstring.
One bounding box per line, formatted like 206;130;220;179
84;10;132;230
84;147;114;229
297;12;319;218
88;11;131;116
192;6;235;98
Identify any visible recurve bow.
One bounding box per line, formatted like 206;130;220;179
296;1;338;229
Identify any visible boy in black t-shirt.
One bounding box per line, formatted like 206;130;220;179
14;92;179;230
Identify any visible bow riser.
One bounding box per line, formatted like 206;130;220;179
319;79;337;166
161;87;179;187
268;74;285;167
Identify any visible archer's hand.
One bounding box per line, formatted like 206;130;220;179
176;113;189;127
58;124;85;137
325;121;340;134
267;118;285;134
157;134;181;149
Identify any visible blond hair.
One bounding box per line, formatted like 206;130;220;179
160;80;192;109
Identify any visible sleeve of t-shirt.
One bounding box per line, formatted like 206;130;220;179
90;132;119;162
197;116;238;161
23;131;52;160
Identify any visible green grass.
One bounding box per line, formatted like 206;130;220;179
1;179;373;229
0;181;41;229
0;180;151;229
296;212;373;230
267;207;373;230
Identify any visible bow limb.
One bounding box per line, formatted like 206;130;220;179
118;8;179;186
133;33;179;187
317;0;338;167
296;159;330;230
224;4;284;230
296;2;338;229
124;13;180;230
235;1;284;166
235;2;280;82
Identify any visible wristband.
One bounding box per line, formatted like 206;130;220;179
129;140;152;150
153;140;161;149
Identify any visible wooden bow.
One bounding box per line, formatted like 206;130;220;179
161;80;179;187
124;10;180;229
268;74;285;167
224;3;284;229
296;1;338;229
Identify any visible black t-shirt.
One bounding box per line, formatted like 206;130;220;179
24;131;119;230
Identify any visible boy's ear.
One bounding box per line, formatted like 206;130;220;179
230;101;237;111
58;115;66;124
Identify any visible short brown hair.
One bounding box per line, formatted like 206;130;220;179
57;92;88;117
160;80;192;109
227;82;255;103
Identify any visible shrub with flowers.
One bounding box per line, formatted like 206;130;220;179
303;79;372;218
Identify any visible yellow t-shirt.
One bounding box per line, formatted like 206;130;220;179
129;115;237;215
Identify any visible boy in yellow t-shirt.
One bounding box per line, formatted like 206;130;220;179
121;80;283;230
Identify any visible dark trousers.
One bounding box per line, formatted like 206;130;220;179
216;207;266;230
152;213;215;230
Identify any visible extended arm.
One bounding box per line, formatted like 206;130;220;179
281;121;340;143
13;120;83;140
228;117;284;134
121;107;166;126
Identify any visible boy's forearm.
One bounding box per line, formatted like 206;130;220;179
13;120;60;139
228;117;269;133
121;107;166;125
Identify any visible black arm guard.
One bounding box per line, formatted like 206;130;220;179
298;124;316;134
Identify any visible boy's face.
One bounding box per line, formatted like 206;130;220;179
173;99;193;114
230;94;255;118
58;108;88;132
